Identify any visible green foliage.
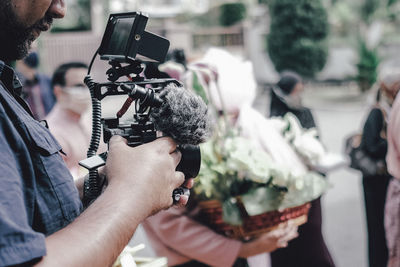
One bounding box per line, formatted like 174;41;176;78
222;199;243;225
356;40;380;91
388;0;400;6
267;0;329;78
192;73;209;105
219;3;247;27
361;0;380;23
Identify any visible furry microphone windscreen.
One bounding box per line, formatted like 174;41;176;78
150;83;212;145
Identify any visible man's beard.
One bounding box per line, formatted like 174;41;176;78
0;0;53;62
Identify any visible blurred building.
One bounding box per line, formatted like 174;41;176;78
39;0;258;79
39;0;400;84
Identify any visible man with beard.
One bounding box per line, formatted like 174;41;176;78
0;1;190;266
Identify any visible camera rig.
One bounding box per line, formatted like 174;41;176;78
79;12;201;206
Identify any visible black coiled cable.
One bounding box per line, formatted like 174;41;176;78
83;75;102;207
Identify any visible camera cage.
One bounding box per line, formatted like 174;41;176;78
81;12;199;205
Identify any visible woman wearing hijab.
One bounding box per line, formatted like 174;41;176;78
269;71;335;267
359;69;400;267
385;81;400;267
369;69;400;267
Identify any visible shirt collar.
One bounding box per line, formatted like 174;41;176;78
0;60;23;96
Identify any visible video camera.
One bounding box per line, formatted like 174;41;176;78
79;12;204;206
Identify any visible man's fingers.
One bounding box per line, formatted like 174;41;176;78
183;178;195;189
177;194;189;206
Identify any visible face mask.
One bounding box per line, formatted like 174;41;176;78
59;86;92;114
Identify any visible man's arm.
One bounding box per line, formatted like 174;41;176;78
35;136;185;266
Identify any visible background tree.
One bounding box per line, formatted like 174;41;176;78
267;0;329;78
356;40;379;91
355;0;382;91
219;3;247;27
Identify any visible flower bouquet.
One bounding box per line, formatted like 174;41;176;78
182;48;329;240
193;114;329;240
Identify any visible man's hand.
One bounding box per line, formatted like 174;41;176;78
37;136;192;267
176;178;195;206
105;135;186;217
238;221;299;258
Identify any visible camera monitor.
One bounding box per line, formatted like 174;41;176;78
98;12;170;63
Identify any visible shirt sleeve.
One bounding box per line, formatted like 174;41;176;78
143;207;242;267
0;112;46;266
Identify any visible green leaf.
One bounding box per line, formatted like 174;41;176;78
241;187;285;216
222;198;243;225
191;72;209;105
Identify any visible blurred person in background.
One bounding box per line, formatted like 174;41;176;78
16;51;55;120
268;71;335;267
384;71;400;267
45;62;105;179
143;49;299;267
359;70;400;267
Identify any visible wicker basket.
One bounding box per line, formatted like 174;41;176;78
198;199;311;240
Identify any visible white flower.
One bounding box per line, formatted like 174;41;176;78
293;129;326;164
281;113;326;166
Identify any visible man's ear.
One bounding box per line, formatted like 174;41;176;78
53;85;63;99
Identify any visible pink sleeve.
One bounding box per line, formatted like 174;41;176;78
143;207;242;267
387;95;400;179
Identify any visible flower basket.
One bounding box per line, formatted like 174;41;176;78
198;199;311;240
185;57;328;240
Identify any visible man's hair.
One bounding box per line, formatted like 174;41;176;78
52;62;88;87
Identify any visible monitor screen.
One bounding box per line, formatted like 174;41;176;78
106;16;135;56
98;12;169;63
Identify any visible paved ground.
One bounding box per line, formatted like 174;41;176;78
128;83;372;267
301;84;369;267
